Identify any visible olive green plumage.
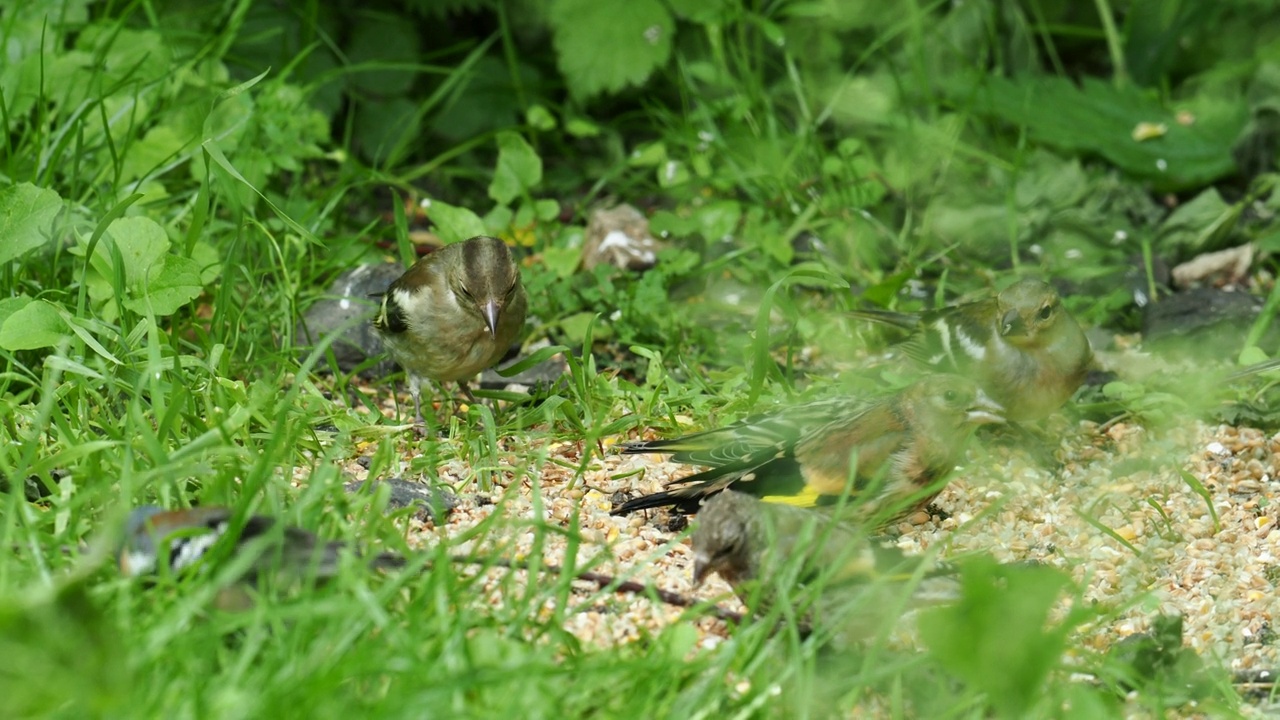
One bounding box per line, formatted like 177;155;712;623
372;235;527;422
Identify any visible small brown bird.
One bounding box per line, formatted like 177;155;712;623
852;278;1093;422
692;490;958;642
612;374;1004;524
372;235;527;423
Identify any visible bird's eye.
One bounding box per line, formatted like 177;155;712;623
943;389;958;402
459;286;474;300
1038;303;1054;321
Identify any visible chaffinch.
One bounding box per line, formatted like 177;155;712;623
853;278;1094;422
692;490;958;642
119;505;404;588
372;235;527;423
611;374;1004;525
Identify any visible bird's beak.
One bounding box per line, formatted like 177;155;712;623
967;390;1006;425
482;299;501;338
692;553;711;586
1000;308;1027;338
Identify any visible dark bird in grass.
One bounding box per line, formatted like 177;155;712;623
372;235;527;423
612;375;1004;525
851;278;1093;423
120;506;404;608
692;490;958;643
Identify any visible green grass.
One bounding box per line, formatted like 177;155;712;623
2;0;1278;717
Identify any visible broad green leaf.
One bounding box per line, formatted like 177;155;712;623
345;14;420;96
693;200;741;241
542;246;583;278
0;299;70;350
124;255;204;315
120;124;191;184
429;201;488;245
99;216;170;290
969;76;1243;191
0;183;63;264
489;131;543;205
550;0;674;99
0;297;31;329
1156;188;1241;255
191;240;223;285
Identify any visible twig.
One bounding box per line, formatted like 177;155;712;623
450;554;746;624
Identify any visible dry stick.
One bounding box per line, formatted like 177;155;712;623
449;554;746;624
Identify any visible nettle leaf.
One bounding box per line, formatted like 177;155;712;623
489;131;543;205
0;298;70;351
549;0;674;99
0;183;63;264
969;75;1242;191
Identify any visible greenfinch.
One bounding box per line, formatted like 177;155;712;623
853;278;1093;422
612;374;1004;524
372;235;527;423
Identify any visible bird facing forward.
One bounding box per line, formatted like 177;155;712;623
852;278;1093;422
120;506;403;607
611;374;1004;524
372;235;527;423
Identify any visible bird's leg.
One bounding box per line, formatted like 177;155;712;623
457;381;478;406
408;375;425;425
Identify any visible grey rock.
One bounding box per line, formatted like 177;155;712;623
1143;288;1274;357
582;204;663;271
296;263;405;375
344;477;458;522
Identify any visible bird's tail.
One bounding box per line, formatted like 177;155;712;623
847;308;919;332
367;550;406;571
610;488;707;516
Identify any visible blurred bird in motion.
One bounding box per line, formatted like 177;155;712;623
120;506;404;608
692;490;958;643
851;278;1093;423
611;374;1004;525
372;235;527;423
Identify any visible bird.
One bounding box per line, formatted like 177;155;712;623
611;374;1004;524
851;278;1093;423
371;235;527;423
119;506;404;599
692;490;958;643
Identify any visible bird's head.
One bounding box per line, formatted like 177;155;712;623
911;375;1006;430
447;236;523;337
118;506;232;577
119;505;166;576
996;279;1063;347
692;492;759;586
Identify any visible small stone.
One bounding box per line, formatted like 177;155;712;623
344;477;459;522
582;204;664;271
